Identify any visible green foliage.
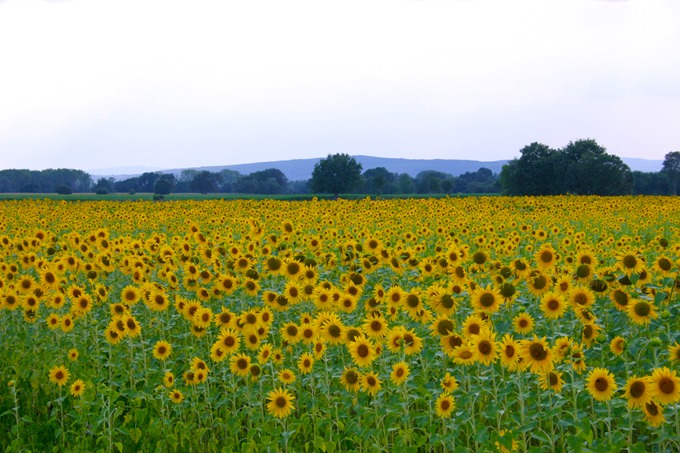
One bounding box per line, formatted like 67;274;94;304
661;151;680;195
0;169;92;193
311;153;363;197
501;139;634;195
153;174;176;195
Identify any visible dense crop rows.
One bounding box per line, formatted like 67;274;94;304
1;197;679;452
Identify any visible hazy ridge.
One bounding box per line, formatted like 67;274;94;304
90;156;663;181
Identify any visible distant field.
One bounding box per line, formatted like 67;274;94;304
0;192;497;201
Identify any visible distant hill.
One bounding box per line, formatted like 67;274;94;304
92;155;663;181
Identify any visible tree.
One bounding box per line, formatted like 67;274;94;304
362;167;397;195
560;139;632;195
501;139;632;196
414;170;453;194
233;169;289;194
310;154;362;198
661;151;680;195
154;174;176;195
191;171;222;194
138;172;160;193
93;177;115;194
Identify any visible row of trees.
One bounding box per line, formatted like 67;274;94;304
0;169;92;194
499;140;679;196
1;146;677;196
86;156;498;196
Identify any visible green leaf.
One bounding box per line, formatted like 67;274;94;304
115;442;124;453
531;430;551;444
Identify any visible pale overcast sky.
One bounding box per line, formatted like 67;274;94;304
0;0;678;172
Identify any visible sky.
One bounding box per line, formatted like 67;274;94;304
0;0;678;172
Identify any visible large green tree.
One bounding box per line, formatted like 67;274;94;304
310;153;362;198
661;151;680;195
501;139;633;195
500;142;557;195
559;139;632;195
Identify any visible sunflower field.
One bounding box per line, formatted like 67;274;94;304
1;196;679;452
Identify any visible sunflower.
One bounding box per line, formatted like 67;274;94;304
163;371;175;388
216;275;238;295
217;328;241;354
471;329;498;366
617;251;644;276
499;334;520;371
540;291;567;320
123;315;141;337
438;331;463;356
67;348;79;362
359;371;382;396
48;365;70;387
17;275;36;294
470;285;503;314
390;361;410;386
243;278;260;297
278;368;296;385
46;313;60;330
396;327;423;355
281;322;301;345
120;285;140;305
569;343;587;373
669;342;680;364
434;393;456;418
230;353;252;377
282;260;302;280
568;286;595;309
209;343;226;362
266;387;295;418
586;367;617;401
650;367;680;405
626;300;658;326
153;341;172;361
271;348;285;366
319;314;345;345
429;315;456;338
297;352;315;374
147;290;170;312
385;286;405;308
169;389;184;404
348;335;377;367
461;313;488;338
340;367;361;392
527;273;551;297
362;313;388;339
623;375;655;409
104;326;123;345
440;372;459;393
402;290;424;319
70;379;85;398
643;401;665;427
512;312;534;335
39;268;61;291
252;344;270;365
518;336;554;373
451;343;476;366
191;357;210;374
652;255;674;276
60;314;75;333
610;289;629;312
428;287;458;316
534;243;557;271
539;370;564;393
609;336;626;356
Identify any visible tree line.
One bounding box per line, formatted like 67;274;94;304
499;139;680;196
0;161;499;196
0;143;677;196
